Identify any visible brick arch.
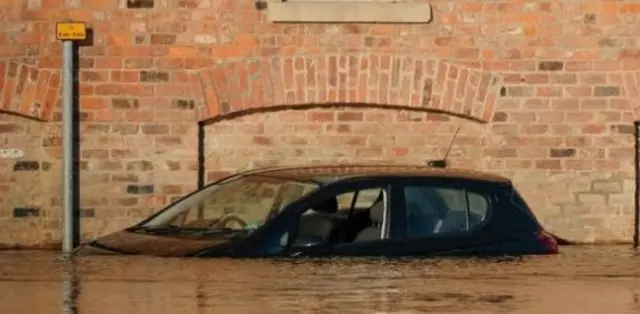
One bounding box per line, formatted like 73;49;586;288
0;60;60;121
622;70;640;118
196;54;501;123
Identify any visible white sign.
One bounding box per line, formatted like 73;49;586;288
0;149;25;159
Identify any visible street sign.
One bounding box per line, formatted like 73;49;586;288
56;22;87;41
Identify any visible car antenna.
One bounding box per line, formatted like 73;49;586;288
426;125;461;168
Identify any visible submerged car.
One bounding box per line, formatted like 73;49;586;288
75;164;559;258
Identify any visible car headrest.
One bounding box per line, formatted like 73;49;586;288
312;197;338;213
369;199;385;223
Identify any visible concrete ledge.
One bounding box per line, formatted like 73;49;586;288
266;2;433;23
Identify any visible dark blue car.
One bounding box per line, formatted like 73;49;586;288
75;164;559;257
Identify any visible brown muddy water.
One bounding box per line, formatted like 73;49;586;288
1;246;640;314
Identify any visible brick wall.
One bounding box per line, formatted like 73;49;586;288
0;0;638;246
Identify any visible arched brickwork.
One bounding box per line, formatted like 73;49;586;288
0;60;60;121
622;71;640;117
196;55;501;123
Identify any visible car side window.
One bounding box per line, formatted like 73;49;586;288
291;187;388;247
404;185;489;237
334;188;383;213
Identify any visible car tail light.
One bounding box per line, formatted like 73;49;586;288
535;231;559;254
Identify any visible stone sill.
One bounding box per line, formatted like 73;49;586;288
266;2;433;24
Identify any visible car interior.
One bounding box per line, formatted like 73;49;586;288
404;187;488;235
292;185;490;247
295;188;387;246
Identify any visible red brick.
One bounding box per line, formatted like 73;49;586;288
1;79;14;110
307;111;334;122
203;86;219;118
0;61;5;95
19;83;36;116
40;73;60;120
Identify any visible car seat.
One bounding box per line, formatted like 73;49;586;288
353;197;385;242
296;197;340;243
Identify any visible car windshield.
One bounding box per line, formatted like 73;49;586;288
135;174;320;235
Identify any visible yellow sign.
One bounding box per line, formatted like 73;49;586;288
56;22;87;41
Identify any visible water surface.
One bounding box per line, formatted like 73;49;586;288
1;245;640;313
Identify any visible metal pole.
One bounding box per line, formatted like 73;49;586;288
634;121;640;248
62;40;76;254
197;122;205;220
197;122;205;190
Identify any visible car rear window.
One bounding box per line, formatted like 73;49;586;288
404;185;489;237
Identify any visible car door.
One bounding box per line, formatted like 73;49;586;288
390;177;501;256
279;178;408;257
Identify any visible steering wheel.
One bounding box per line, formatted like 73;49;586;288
215;215;248;229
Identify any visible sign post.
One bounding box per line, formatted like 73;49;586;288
56;21;86;254
635;121;640;248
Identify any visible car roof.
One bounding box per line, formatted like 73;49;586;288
241;163;511;184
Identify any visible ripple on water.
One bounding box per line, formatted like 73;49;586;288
1;245;640;313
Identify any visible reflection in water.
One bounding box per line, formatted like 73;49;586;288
60;256;79;314
1;246;640;313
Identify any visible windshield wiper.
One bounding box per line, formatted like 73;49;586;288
132;225;249;235
133;225;184;234
196;228;251;235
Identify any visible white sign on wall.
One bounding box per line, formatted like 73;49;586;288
0;149;25;159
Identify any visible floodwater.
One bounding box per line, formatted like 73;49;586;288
1;246;640;314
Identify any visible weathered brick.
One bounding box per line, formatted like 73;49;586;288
337;112;364;121
610;124;634;134
594;86;620;97
549;148;576;158
0;123;24;133
111;149;136;159
491;112;508;122
483;148;516;158
82;149;109;159
538;61;563;71
505;86;535;97
124;59;153;69
534;160;562;170
141;124;169;134
127;0;154;9
111;98;140;109
112;174;139;182
13;207;40;218
80;208;96;218
591;180;621;193
150;34;176;45
126;161;153;171
140;71;169;82
13;161;39;171
82;123;111;134
165;161;181;170
41;162;52;171
126;184;154;194
171;99;195;110
112;124;140;135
